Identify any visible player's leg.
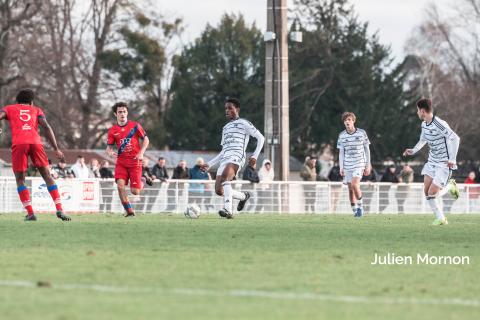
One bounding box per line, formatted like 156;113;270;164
11;145;35;220
216;163;242;218
117;178;135;217
424;174;447;225
347;183;357;215
351;176;363;217
129;165;143;205
14;171;36;220
114;163;135;217
37;166;71;221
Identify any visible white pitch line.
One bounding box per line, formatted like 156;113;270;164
0;280;479;308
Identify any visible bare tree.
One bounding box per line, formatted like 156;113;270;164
404;0;480;161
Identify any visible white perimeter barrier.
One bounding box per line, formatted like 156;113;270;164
0;177;479;214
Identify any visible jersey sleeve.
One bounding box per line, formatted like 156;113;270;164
434;119;455;138
107;128;115;145
336;134;343;149
37;107;45;118
242;119;259;137
135;123;146;138
363;130;370;145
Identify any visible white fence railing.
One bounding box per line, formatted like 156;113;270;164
1;177;479;214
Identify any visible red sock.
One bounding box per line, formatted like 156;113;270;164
17;186;34;215
122;202;134;214
47;185;63;211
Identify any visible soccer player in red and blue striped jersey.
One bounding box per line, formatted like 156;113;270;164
0;89;71;221
106;102;149;217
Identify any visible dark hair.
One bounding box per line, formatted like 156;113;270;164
112;102;128;114
158;157;165;161
16;89;35;104
416;98;432;112
226;97;240;108
77;155;84;159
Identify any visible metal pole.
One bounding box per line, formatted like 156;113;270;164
265;0;290;181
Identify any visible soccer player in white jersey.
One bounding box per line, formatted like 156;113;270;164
201;98;265;219
403;98;460;225
337;112;371;217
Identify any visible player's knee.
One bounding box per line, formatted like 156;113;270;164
215;188;223;196
131;188;140;195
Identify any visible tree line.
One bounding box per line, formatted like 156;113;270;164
0;0;477;164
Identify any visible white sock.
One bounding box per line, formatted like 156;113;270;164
222;182;233;213
231;189;246;201
439;184;450;197
351;203;357;214
357;197;363;208
427;195;444;219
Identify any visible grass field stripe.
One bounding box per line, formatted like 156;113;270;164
1;280;479;308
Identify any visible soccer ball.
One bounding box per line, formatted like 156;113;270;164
184;204;201;219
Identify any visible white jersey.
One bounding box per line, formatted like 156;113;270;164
207;118;265;172
419;116;457;166
337;128;370;171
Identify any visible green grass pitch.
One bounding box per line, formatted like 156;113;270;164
0;213;479;320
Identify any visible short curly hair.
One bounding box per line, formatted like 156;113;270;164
416;98;432;112
341;111;356;122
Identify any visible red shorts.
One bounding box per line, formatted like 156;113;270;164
12;144;49;172
114;163;143;189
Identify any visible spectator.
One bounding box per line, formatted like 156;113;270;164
465;171;476;184
90;158;101;178
172;160;189;179
379;165;399;212
71;155;90;179
328;162;342;213
48;159;59;179
141;158;155;186
189;158;211;208
54;159;74;179
99;160;114;178
397;164;414;214
258;159;274;213
99;160;114;213
140;158;156;212
151;157;169;182
361;166;378;213
242;161;259;212
300;156;317;212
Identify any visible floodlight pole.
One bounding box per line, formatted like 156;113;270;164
264;0;290;181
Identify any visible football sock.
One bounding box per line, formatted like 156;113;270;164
357;197;363;208
426;195;444;219
231;189;246;201
47;184;63;211
122;201;134;214
351;203;357;214
439;185;449;197
222;182;233;213
17;185;34;215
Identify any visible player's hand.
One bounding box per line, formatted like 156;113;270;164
340;169;344;177
54;149;64;161
364;166;371;176
248;157;256;167
106;149;117;158
447;161;456;168
200;164;209;172
403;149;413;157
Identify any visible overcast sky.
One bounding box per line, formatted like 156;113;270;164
155;0;453;63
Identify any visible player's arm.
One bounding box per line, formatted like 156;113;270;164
204;150;223;171
135;136;149;160
337;135;345;176
38;116;64;160
245;121;265;167
363;131;371;175
403;131;427;157
442;126;460;168
105;129;117;158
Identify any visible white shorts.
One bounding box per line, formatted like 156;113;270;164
343;168;363;184
216;159;245;176
421;162;451;188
